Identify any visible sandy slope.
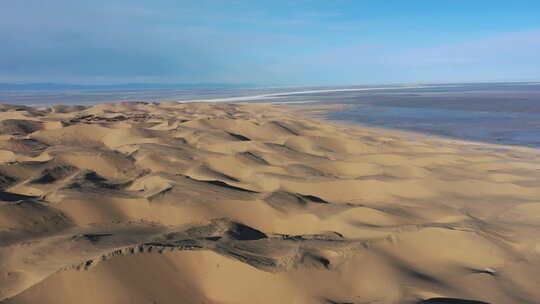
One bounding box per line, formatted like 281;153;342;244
0;102;539;304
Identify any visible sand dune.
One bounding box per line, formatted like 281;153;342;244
0;101;539;304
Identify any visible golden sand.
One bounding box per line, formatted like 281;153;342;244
0;102;539;304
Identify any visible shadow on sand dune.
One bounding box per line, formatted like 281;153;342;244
419;297;490;304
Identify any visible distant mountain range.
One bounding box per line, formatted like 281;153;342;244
0;83;259;91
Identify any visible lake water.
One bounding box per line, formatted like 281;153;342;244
327;105;540;147
1;82;539;148
320;83;540;148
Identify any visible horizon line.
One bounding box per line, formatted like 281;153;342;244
0;80;539;91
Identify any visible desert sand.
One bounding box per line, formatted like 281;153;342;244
0;101;539;304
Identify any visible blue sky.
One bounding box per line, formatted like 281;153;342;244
1;0;539;85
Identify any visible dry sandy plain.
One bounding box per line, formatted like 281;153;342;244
0;102;539;304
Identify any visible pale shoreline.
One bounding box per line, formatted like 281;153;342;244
175;85;437;103
0;101;539;304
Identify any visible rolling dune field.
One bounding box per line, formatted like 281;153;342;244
0;102;539;304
